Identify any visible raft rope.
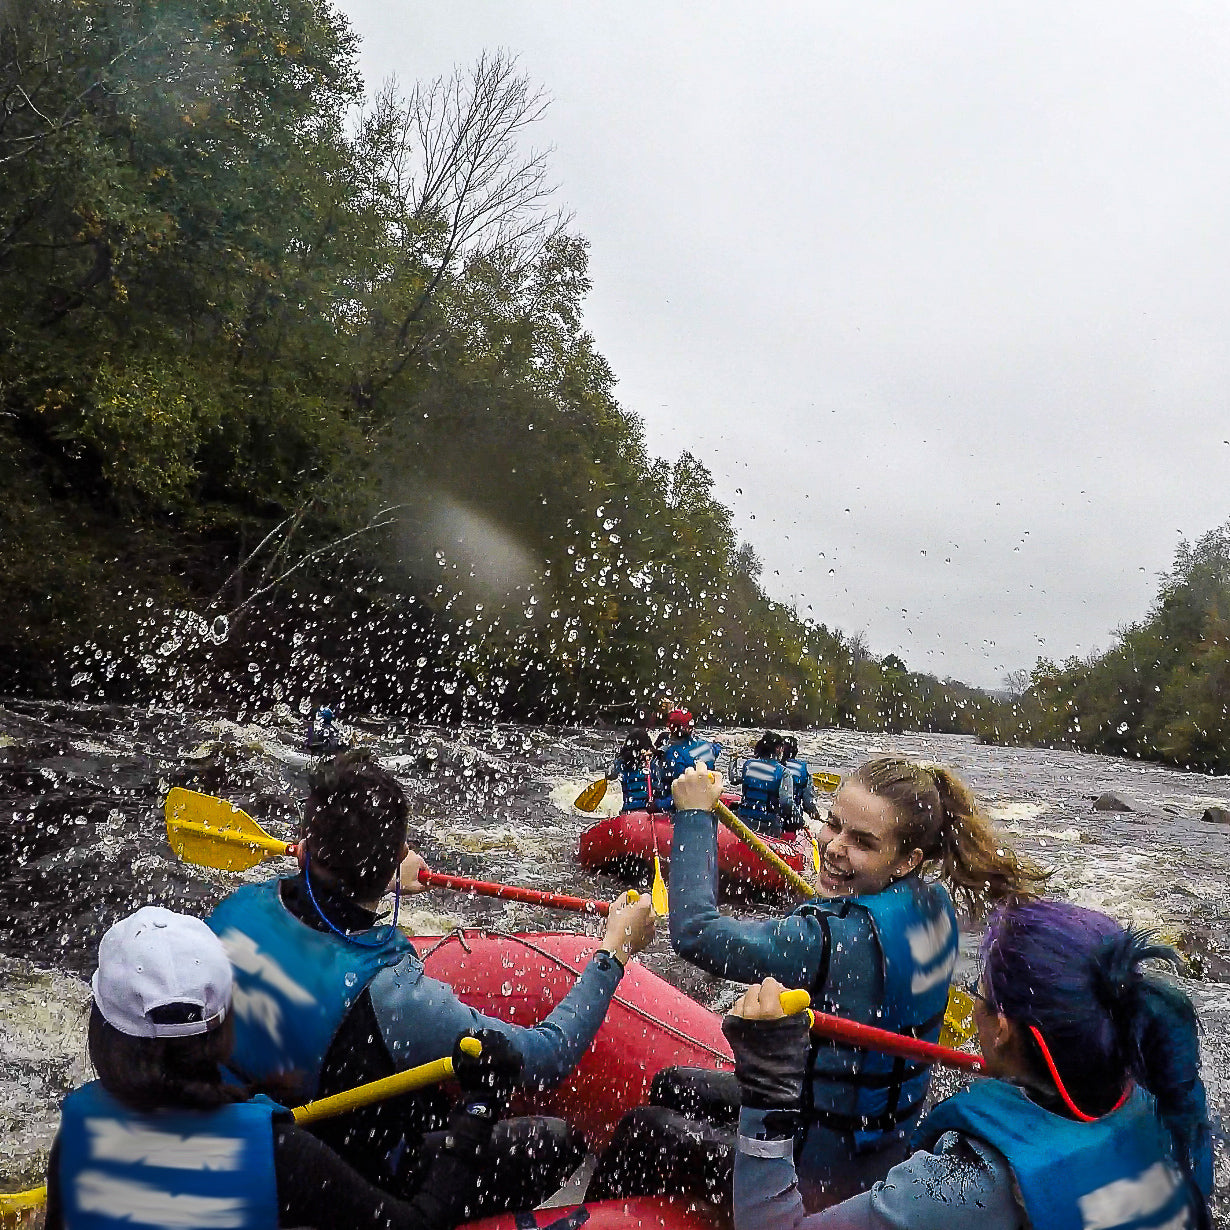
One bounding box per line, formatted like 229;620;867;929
419;928;732;1066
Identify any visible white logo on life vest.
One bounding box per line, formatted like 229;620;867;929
1077;1161;1186;1230
85;1120;243;1170
907;911;957;995
76;1170;248;1228
218;928;314;1048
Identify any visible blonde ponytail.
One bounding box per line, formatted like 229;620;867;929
852;757;1047;918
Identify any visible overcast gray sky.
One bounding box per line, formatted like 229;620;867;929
339;2;1230;689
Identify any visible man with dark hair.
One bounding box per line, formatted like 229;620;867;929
208;751;656;1217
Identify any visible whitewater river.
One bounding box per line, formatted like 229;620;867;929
2;698;1228;1220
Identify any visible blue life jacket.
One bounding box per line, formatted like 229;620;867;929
656;739;723;808
737;758;792;834
795;876;958;1150
208;878;416;1098
916;1082;1200;1230
619;762;654;812
58;1081;279;1230
783;759;811;804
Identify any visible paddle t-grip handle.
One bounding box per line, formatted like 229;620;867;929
779;988;813;1017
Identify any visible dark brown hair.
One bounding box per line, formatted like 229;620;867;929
303;751;409;900
852;756;1047;918
88;1005;246;1112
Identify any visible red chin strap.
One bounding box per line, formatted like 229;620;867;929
1027;1026;1132;1122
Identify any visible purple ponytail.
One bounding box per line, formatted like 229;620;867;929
982;899;1212;1230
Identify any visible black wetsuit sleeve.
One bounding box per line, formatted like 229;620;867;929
273;1120;485;1230
44;1133;63;1230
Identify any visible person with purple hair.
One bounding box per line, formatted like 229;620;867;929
723;898;1213;1230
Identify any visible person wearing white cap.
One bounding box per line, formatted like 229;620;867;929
45;905;522;1230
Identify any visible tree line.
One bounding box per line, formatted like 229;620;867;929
0;0;1009;736
974;522;1230;773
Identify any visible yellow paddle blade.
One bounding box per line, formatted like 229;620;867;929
812;771;842;792
165;788;291;872
574;776;609;812
0;1183;46;1215
651;853;669;916
810;832;821;874
939;986;978;1048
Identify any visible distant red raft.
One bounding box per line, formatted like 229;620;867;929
419;930;732;1149
464;1195;716;1229
577;807;815;897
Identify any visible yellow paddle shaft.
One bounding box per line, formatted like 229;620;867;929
713;801;815;900
291;1036;481;1125
0;1043;483;1215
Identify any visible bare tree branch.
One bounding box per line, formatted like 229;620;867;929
355;51;565;373
222;506;402;619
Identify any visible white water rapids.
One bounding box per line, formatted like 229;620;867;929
1;702;1226;1220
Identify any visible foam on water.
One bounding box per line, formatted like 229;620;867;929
985;801;1050;824
0;959;90;1189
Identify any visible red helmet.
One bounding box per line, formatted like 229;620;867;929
667;708;694;730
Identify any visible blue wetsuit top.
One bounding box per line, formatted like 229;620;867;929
733;1103;1019;1230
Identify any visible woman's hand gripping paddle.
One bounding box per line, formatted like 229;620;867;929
0;1040;487;1215
165;788;621;915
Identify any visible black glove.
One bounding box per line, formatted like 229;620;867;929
451;1029;523;1119
721;1012;811;1111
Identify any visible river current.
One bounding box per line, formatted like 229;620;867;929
2;698;1227;1218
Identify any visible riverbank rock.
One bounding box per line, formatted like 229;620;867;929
1092;792;1133;812
1176;925;1230;984
1201;806;1230;825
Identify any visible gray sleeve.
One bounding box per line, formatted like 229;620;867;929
735;1112;1022;1230
368;951;623;1089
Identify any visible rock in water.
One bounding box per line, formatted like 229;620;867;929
1092;792;1133;812
1201;805;1230;825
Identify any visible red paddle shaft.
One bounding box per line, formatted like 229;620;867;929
418;870;610;916
809;1008;985;1073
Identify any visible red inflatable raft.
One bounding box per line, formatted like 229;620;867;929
419;930;732;1147
577;809;815;897
465;1195;716;1229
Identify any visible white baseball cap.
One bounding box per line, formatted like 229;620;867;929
91;906;232;1039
